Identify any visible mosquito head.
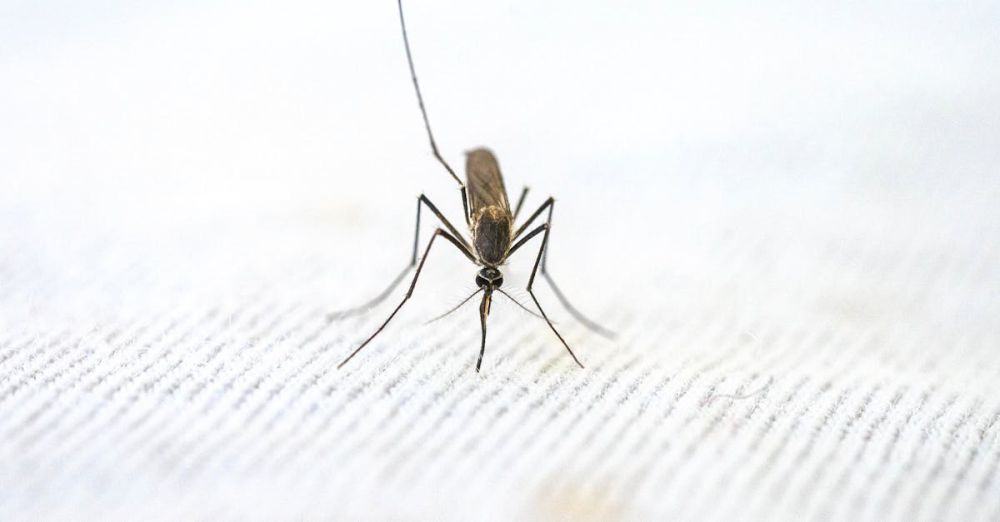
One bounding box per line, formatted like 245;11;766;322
476;267;503;290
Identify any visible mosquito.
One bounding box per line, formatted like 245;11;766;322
333;0;614;372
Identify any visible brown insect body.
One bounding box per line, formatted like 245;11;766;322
467;148;514;267
332;0;612;373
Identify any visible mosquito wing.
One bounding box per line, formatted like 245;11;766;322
465;148;511;215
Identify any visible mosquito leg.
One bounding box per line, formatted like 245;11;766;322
513;197;552;240
513;186;530;220
509;198;615;339
542;274;615;339
539;202;616;339
419;194;473;255
514;222;584;368
329;195;473;320
338;228;470;369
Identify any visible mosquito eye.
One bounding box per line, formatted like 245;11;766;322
476;275;488;288
495;277;503;287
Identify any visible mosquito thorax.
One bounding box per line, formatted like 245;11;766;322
476;267;503;289
472;206;513;266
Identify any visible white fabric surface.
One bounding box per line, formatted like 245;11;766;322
2;1;1000;520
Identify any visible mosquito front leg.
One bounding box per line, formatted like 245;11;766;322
329;195;473;320
510;198;615;339
338;228;472;369
510;222;584;368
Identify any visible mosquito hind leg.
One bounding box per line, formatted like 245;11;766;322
329;195;473;320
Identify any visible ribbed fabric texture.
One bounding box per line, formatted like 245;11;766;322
2;2;999;520
2;164;999;520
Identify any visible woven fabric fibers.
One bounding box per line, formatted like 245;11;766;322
2;1;1000;520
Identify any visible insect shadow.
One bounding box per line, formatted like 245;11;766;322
331;0;614;372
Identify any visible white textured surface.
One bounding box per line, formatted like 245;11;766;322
2;1;1000;520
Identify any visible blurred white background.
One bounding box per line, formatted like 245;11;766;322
2;1;999;520
3;0;998;322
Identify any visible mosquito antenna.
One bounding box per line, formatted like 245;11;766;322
397;0;464;189
496;288;546;321
426;288;483;324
